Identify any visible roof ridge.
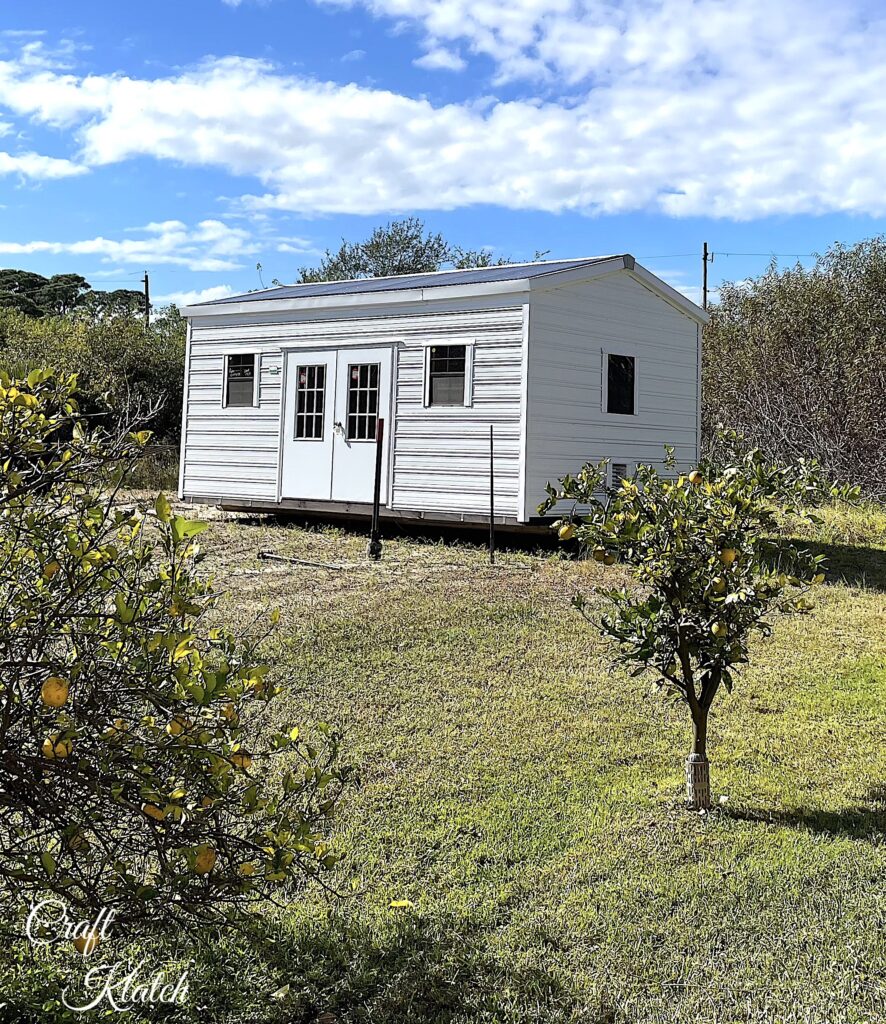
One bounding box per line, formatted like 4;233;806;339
264;255;619;293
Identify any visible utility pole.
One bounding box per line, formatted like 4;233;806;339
142;270;151;331
702;243;714;310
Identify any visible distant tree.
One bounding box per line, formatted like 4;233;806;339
35;274;93;316
298;217;512;283
0;303;187;443
0;270;52;318
0;269;92;317
76;288;146;321
0;291;45;318
703;237;886;496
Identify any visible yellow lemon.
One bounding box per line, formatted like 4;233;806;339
104;718;129;741
194;845;217;875
688;470;703;486
141;802;165;822
200;795;215;809
238;861;255;876
558;523;576;541
230;751;252;771
41;677;69;708
711;621;728;637
602;553;617;566
73;930;100;956
165;717;188;737
711;576;727;594
592;546;607;562
42;734;72;759
43;561;61;580
719;548;738;565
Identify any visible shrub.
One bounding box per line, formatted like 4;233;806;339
0;304;186;444
0;370;350;939
541;447;844;809
703;237;886;497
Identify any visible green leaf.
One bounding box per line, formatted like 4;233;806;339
155;493;172;524
40;851;56;877
171;516;209;544
114;593;135;623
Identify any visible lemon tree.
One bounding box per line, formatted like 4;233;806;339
0;370;351;935
540;447;850;809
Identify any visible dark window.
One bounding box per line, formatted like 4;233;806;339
226;353;255;407
428;345;466;406
295;364;326;440
607;354;635;415
346;363;380;441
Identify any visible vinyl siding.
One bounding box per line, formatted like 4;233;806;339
181;347;283;500
525;272;700;518
181;301;525;516
390;313;523;515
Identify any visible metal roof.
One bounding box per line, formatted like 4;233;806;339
198;256;626;305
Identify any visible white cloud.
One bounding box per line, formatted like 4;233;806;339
341;48;366;62
0;220;257;271
153;284;236;306
0;150;86;179
413;47;466;71
0;3;884;219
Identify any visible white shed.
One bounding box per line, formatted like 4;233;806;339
178;255;708;527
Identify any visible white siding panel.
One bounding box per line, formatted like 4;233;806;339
181;303;524;515
181;336;283;501
390;324;523;517
525;273;700;519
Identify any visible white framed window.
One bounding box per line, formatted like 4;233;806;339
222;353;260;408
422;340;475;408
602;351;638;416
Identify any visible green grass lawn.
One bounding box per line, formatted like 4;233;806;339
5;504;885;1023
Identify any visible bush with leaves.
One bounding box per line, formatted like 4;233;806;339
0;304;186;443
541;447;854;809
0;370;351;943
702;236;886;496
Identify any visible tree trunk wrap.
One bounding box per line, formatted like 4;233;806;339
686;753;711;810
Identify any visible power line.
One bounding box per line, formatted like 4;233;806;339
639;251;816;260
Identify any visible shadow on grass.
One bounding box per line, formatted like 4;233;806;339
186;909;617;1024
726;798;886;840
782;538;886;591
232;510;559;555
1;909;624;1024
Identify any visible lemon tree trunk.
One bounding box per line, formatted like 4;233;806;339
686;707;711;810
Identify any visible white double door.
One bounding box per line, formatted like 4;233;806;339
281;346;393;503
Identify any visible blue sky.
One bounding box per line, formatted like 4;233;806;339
1;0;885;307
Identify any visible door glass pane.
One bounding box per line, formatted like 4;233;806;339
346;362;380;441
295;364;326;440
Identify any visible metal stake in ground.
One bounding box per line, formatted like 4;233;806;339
367;417;385;561
489;424;495;565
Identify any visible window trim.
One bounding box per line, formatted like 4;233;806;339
422;337;475;409
222;352;260;409
601;349;639;417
